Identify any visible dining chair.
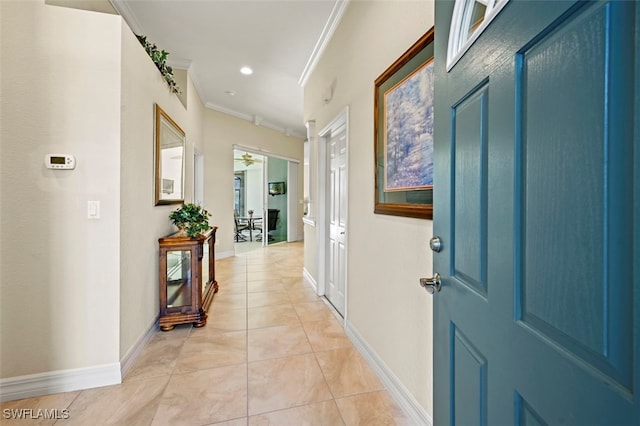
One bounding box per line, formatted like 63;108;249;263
251;217;264;241
255;209;279;242
234;209;250;242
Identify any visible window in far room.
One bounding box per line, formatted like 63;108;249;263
234;172;245;215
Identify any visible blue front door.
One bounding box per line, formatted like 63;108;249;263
433;0;639;424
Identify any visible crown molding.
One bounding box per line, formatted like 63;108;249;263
205;102;253;122
205;103;305;139
108;0;144;35
298;0;350;87
110;0;305;140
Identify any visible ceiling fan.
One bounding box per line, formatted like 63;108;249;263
234;152;263;167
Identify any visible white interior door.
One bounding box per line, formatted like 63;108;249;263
325;123;347;316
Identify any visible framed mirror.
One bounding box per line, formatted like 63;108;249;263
155;104;185;205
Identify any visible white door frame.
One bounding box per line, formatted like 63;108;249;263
193;146;204;206
287;161;299;242
317;107;349;321
261;155;269;247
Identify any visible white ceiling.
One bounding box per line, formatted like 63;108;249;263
108;0;347;138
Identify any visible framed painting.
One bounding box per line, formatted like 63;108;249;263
374;27;434;219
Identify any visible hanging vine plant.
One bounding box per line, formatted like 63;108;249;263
136;35;181;94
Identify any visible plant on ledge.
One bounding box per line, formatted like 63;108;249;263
169;203;211;237
136;34;181;94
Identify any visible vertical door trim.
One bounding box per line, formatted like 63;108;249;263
262;156;269;247
317;133;328;296
287;162;299;242
193;147;204;206
317;106;349;322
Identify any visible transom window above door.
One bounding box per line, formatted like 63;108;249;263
447;0;510;70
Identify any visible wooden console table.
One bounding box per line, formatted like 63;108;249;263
158;227;218;331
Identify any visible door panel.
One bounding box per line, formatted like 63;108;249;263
521;6;607;352
434;0;638;424
453;83;489;295
516;0;634;389
452;325;488;426
515;393;546;426
326;125;347;315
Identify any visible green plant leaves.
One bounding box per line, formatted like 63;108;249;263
169;203;212;237
136;34;180;94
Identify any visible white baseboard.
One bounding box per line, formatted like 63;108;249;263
302;267;318;293
120;318;158;380
0;363;121;403
1;318;159;402
346;322;432;426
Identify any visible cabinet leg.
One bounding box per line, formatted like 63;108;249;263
160;325;175;331
193;320;206;328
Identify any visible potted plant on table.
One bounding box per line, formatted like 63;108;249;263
169;203;211;237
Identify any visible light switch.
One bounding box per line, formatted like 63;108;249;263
88;201;100;219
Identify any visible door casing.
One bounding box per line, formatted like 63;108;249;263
316;107;349;321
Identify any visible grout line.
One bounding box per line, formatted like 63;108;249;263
243;252;250;420
306;301;351;426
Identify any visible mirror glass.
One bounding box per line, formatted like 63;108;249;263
155;104;185;205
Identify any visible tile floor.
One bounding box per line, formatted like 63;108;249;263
1;242;412;425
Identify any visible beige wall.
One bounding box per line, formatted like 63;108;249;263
0;0;301;388
0;1;122;377
202;109;304;256
119;23;199;360
0;0;303;400
0;0;205;385
303;0;435;417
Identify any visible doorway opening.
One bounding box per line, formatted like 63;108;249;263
233;148;299;254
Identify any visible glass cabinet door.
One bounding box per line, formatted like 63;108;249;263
166;250;192;308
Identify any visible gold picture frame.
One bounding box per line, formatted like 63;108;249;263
154;104;185;205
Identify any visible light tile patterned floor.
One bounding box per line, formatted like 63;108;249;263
1;242;412;425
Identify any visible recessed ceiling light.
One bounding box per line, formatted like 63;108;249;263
240;66;253;75
225;90;236;96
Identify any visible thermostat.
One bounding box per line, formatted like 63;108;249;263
45;154;76;170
